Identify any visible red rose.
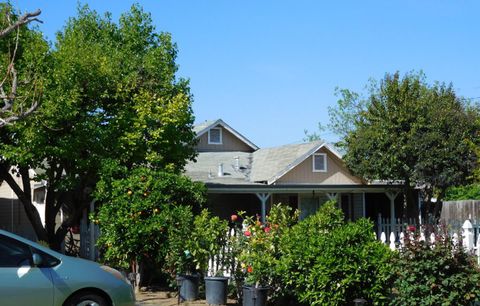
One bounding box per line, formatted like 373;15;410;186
231;214;238;222
407;225;416;232
244;230;251;237
247;266;253;273
264;227;271;233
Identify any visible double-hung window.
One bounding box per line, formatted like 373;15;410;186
312;153;327;172
208;128;222;144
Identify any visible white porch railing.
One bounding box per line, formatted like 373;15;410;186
377;213;418;241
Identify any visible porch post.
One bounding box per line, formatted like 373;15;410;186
89;200;96;261
385;191;399;233
256;193;271;223
362;192;366;218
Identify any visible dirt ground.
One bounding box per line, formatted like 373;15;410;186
135;290;238;306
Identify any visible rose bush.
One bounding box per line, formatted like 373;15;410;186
234;204;298;302
390;224;480;305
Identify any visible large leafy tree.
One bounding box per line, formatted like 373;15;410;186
329;72;479;218
0;4;197;250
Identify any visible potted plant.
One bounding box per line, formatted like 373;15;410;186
193;210;230;305
163;206;200;302
175;249;200;302
237;205;298;306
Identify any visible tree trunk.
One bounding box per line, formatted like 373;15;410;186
0;164;48;242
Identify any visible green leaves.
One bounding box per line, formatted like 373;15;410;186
329;71;479;212
279;201;393;305
390;226;480;305
94;167;205;274
0;3;199;248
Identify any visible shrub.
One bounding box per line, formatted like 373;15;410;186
390;226;480;305
444;184;480;200
190;209;229;276
94;166;205;285
234;204;298;300
279;201;393;305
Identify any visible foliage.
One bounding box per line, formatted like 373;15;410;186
236;204;298;299
303;122;326;142
444;184;480;201
0;3;46;125
0;4;197;250
328;71;480;215
179;209;229;276
390;226;480;305
279;201;393;305
94;166;205;273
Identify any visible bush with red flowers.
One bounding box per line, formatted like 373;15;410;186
235;204;299;300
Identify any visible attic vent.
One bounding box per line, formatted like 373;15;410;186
218;163;224;177
234;156;240;170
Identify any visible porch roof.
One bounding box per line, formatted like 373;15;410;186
205;183;402;194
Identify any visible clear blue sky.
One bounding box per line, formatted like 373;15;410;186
14;1;480;148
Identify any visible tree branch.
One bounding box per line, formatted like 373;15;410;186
0;9;42;38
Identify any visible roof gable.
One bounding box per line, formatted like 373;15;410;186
250;141;344;184
193;119;259;151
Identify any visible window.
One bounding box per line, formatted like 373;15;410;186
0;235;32;267
33;189;45;204
312;153;327;172
0;234;60;268
208;127;222;144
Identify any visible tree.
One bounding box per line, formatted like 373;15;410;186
329;72;479;218
0;4;44;126
0;4;198;250
94;166;205;290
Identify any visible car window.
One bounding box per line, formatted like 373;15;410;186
0;235;32;267
32;248;60;268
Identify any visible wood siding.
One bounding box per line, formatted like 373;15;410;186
196;126;255;152
276;148;363;184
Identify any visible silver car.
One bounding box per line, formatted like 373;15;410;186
0;229;135;306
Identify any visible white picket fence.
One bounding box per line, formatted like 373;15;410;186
207;227;237;277
377;219;480;264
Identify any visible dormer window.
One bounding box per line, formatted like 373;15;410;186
208;127;222;144
313;153;327;172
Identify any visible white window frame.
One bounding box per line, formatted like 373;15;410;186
208;127;223;145
312;153;327;172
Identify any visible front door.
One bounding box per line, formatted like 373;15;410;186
0;234;54;306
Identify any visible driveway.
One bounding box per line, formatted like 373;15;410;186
136;290;238;306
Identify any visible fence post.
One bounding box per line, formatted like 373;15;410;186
462;219;474;252
380;232;386;244
389;232;396;251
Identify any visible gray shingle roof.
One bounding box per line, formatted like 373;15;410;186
250;141;324;184
185;151;253;184
185;140;339;185
193;120;217;135
193;119;259;151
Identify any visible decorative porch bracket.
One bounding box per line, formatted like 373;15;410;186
327;192;339;208
385;191;399;229
256;193;271;223
326;192;337;200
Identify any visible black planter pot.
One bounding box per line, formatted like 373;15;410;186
205;276;229;305
176;274;200;302
242;285;269;306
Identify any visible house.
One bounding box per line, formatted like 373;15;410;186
0;168;48;241
185;119;418;225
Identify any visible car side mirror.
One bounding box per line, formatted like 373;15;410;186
32;253;43;267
